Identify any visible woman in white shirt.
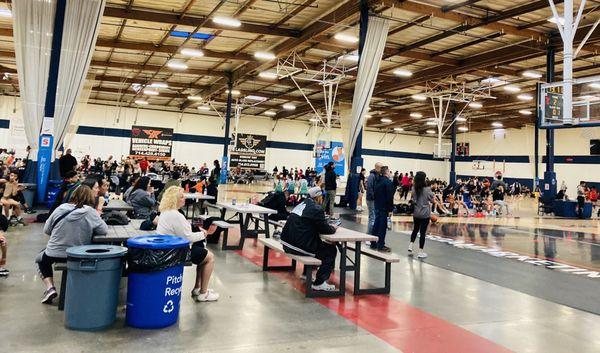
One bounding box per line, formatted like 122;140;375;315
157;186;219;302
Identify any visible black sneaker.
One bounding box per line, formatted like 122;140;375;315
0;268;9;276
25;208;36;214
17;218;27;226
41;287;57;304
378;246;392;253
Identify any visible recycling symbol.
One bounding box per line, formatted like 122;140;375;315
163;300;174;314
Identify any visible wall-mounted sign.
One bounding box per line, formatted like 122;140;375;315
230;133;267;170
129;125;173;160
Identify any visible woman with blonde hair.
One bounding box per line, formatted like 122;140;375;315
157;186;219;302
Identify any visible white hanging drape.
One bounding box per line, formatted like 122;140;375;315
12;0;56;153
54;0;106;150
347;16;389;160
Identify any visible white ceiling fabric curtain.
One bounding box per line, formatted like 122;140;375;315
53;0;106;150
347;16;389;160
12;0;56;153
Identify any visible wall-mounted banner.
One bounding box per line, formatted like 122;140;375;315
315;140;345;176
456;142;470;156
129;125;173;160
230;133;266;170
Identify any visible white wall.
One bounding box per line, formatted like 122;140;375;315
0;98;448;178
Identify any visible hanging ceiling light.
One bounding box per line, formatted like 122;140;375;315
393;69;413;77
455;116;467;122
167;60;188;70
339;54;359;62
187;95;202;101
426;120;437;125
492;122;503;128
548;17;565;25
212;16;242;27
150;82;168;88
180;48;204;57
481;77;502;85
309;118;320;122
246;95;267;101
258;71;278;79
469;102;483;108
143;89;159;96
588;82;600;89
0;9;11;18
393;127;404;132
197;105;211;111
283;103;296;110
264;111;277;116
226;89;241;95
333;32;359;43
504;85;521;93
458;126;469;132
519;110;533;115
426;129;436;134
517;94;533;101
380;118;392;123
522;71;542;79
410;112;423;118
135;100;148;105
254;52;276;60
412;94;427;101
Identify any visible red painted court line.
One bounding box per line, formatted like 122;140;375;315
225;233;514;353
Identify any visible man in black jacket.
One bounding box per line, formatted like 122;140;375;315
58;149;78;178
323;162;337;217
372;166;395;252
280;186;338;291
259;191;289;221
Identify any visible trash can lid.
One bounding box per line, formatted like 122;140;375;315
127;235;189;249
66;245;128;259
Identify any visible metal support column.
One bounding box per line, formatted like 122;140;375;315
450;107;457;186
220;74;233;184
543;47;557;204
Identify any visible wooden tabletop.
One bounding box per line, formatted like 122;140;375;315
320;227;377;243
217;202;277;215
184;193;215;200
93;219;155;243
104;199;134;211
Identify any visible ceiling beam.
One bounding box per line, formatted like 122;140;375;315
90;60;230;78
102;6;301;38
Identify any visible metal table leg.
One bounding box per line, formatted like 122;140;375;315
353;241;362;295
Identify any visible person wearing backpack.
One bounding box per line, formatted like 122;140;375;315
38;185;108;304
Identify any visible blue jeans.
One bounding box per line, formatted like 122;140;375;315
371;208;388;249
366;200;375;234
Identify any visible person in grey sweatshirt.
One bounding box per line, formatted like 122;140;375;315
126;176;156;219
38;185;108;304
409;171;434;259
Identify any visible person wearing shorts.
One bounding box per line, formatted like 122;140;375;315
157;186;219;302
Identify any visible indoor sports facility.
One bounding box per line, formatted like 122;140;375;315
1;1;600;353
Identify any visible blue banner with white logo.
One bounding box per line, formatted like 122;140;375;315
315;140;345;176
220;156;228;184
36;134;53;203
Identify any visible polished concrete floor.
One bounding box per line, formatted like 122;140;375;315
1;185;600;353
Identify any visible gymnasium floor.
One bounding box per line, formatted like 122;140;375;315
1;184;599;353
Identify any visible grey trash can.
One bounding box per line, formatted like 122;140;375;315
22;183;36;208
65;245;128;331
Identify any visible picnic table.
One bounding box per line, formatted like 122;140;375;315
320;227;378;296
183;193;215;219
93;219;154;244
217;202;277;249
104;199;133;212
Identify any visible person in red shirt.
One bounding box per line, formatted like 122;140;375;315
139;157;149;175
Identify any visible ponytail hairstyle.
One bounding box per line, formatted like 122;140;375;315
413;171;427;197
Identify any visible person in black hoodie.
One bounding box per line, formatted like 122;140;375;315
259;191;290;221
372;166;395;252
323;162;337;217
280;186;338;291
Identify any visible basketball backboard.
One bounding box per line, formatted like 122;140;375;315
538;75;600;128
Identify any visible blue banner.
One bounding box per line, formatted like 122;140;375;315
36;134;54;203
220;156;228;184
315;140;345;176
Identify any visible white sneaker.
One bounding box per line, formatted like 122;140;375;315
417;252;428;259
408;242;414;253
311;281;336;291
193;289;219;302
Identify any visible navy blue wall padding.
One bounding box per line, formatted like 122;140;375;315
23;160;36;184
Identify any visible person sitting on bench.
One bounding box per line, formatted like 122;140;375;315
38;185;108;304
259;191;290;221
280;187;338;292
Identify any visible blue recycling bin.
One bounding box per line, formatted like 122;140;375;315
45;180;62;208
126;235;190;329
65;245;128;331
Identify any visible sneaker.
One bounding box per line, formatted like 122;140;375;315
378;246;392;253
311;281;336;291
0;268;9;276
417;252;428;259
41;287;57;304
17;218;26;226
25;208;36;214
194;289;219;302
408;242;414;253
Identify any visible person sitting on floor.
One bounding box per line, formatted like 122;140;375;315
157;186;219;302
1;171;25;225
38;185;108;304
280;186;338;292
126;176;156;219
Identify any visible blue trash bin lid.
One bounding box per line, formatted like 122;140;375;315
66;245;128;259
127;235;189;249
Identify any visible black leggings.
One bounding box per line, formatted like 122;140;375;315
410;217;430;249
37;252;66;279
